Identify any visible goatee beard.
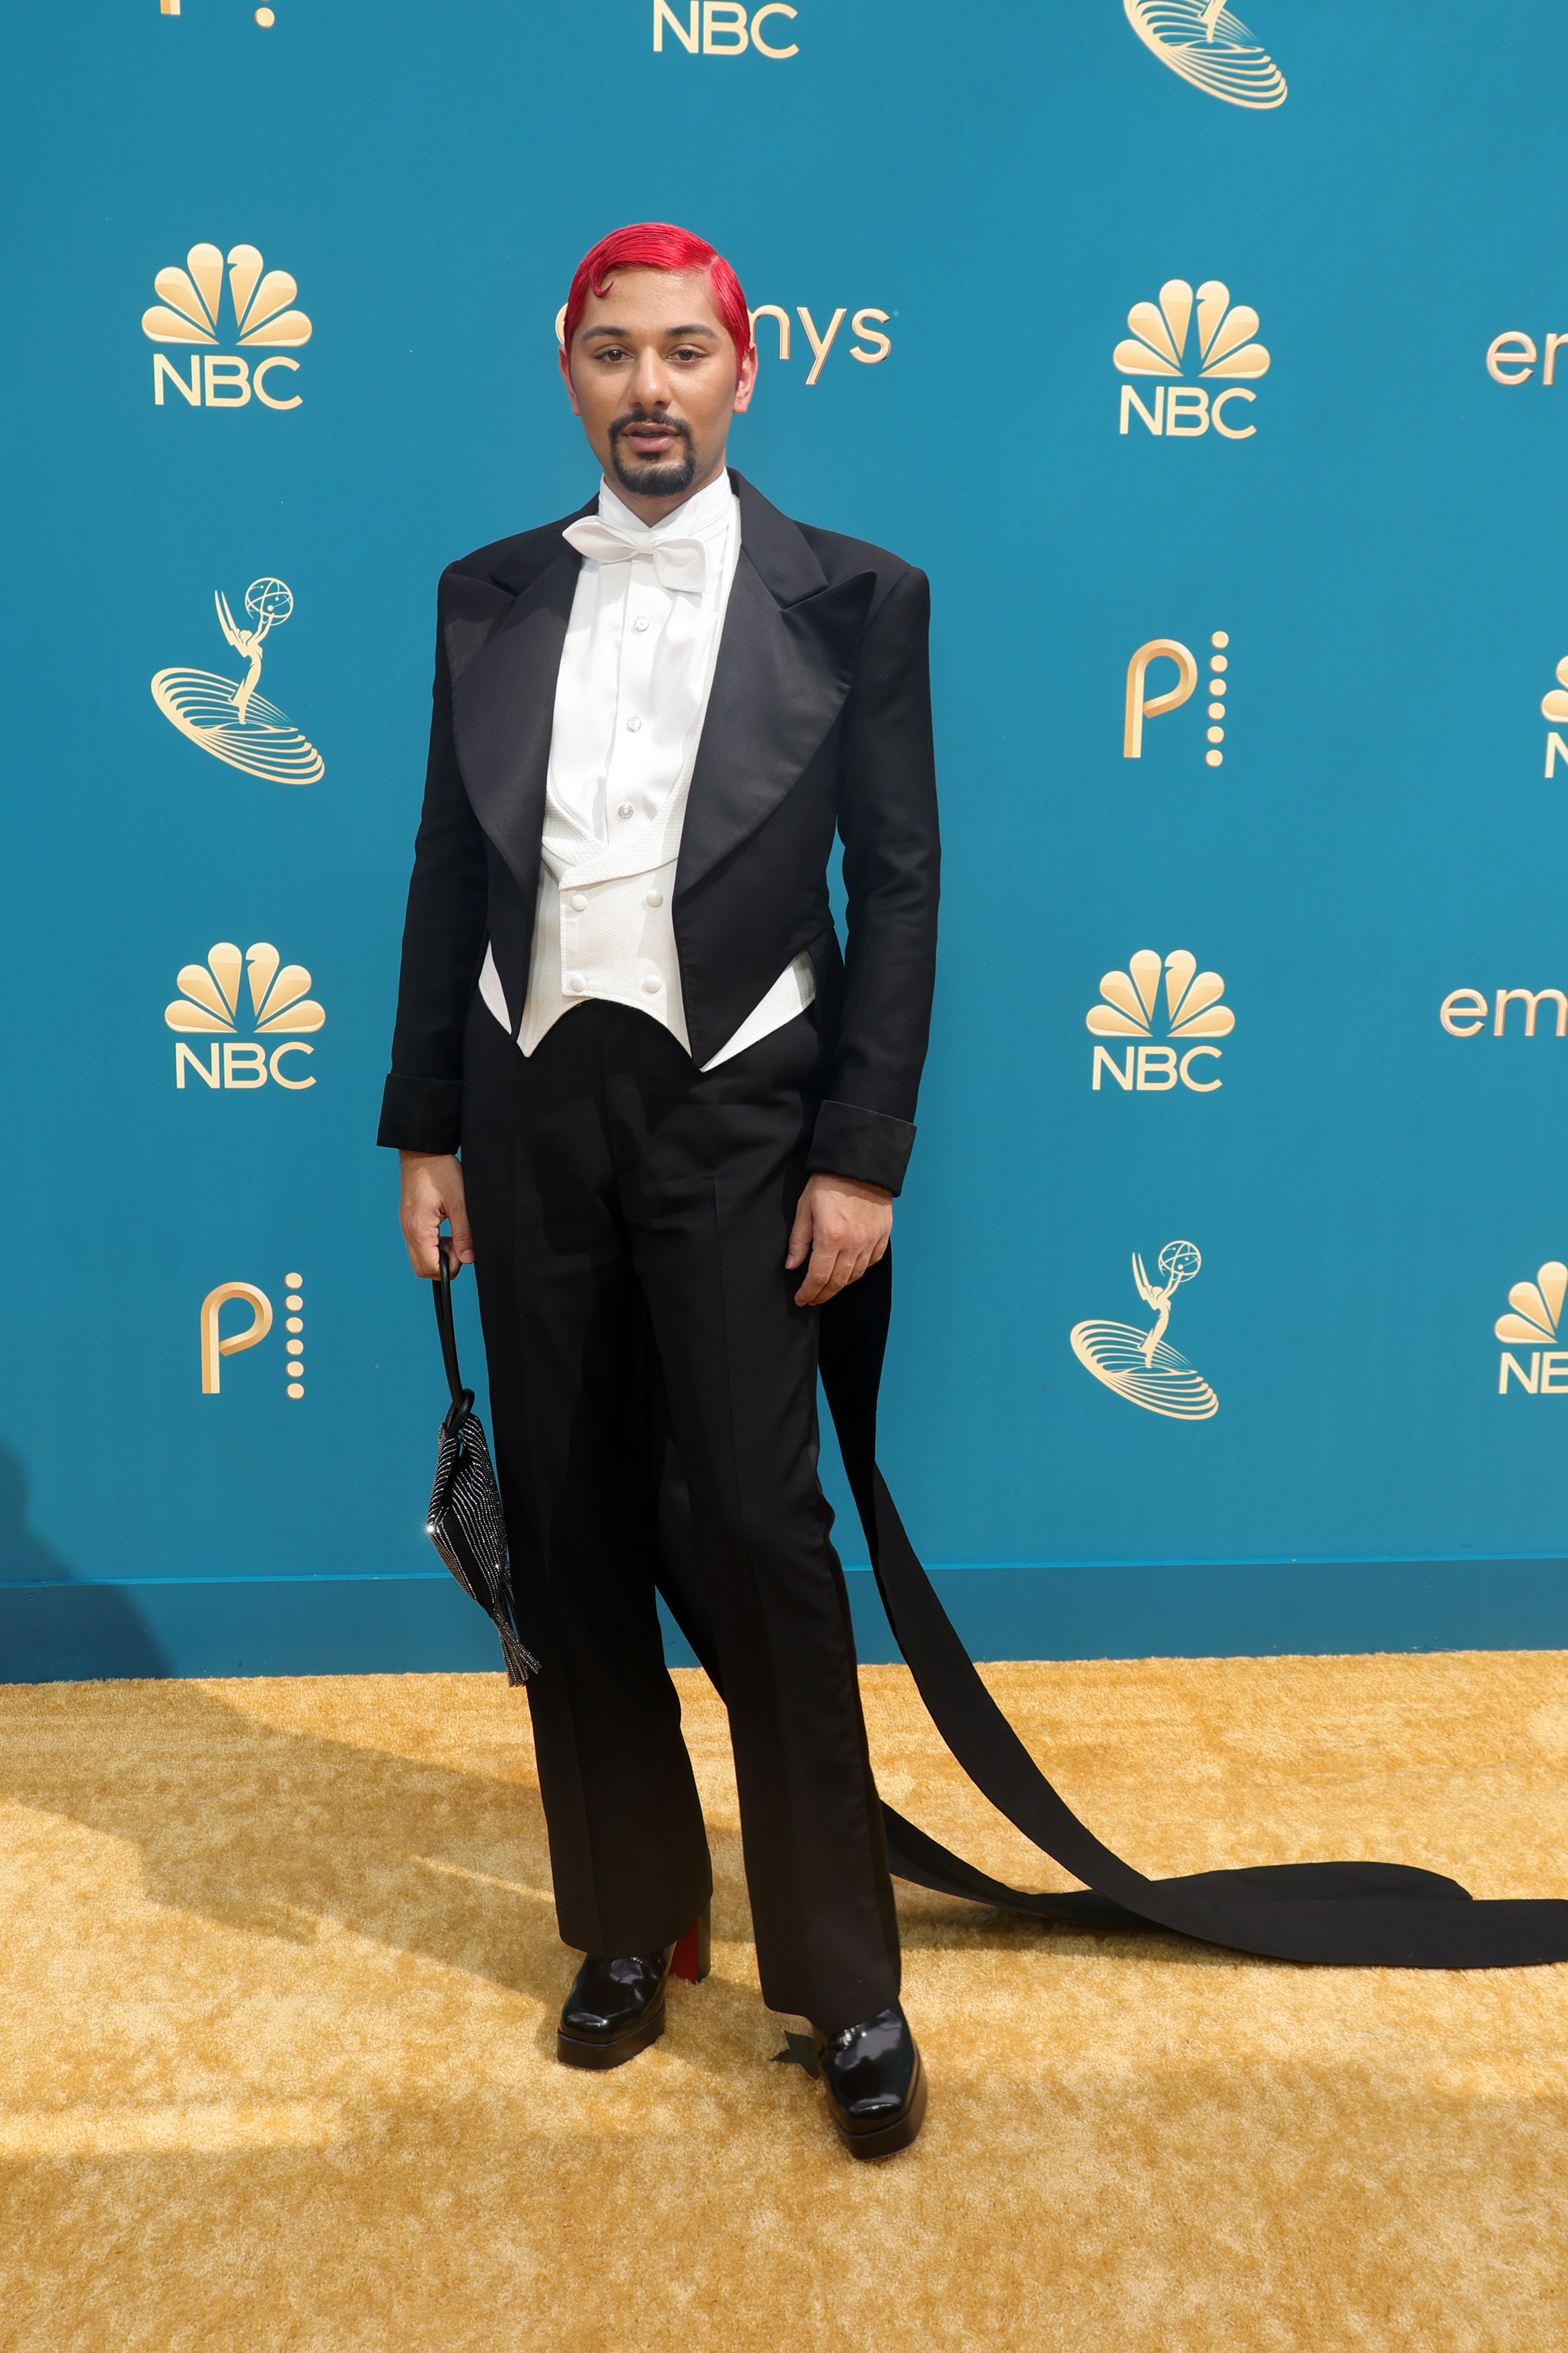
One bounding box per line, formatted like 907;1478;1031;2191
608;415;697;500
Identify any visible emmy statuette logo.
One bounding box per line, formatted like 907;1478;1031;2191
1071;1242;1218;1419
1496;1262;1568;1395
653;3;799;56
1126;632;1232;766
1115;282;1269;438
142;243;310;408
1087;950;1234;1091
151;579;322;785
166;942;324;1090
1123;1;1286;110
201;1270;306;1400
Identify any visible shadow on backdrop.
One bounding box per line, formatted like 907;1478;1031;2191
0;1437;170;1679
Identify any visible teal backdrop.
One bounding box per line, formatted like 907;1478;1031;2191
4;0;1567;1679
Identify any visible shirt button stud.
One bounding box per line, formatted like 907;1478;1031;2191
617;802;634;819
642;975;661;994
566;972;586;993
643;889;663;909
626;716;642;732
633;616;649;633
570;891;588;912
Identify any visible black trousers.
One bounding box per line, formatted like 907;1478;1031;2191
459;993;901;2030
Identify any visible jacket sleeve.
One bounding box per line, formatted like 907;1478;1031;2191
806;563;940;1196
376;580;489;1153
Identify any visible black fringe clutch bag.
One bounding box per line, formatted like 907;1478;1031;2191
426;1245;540;1687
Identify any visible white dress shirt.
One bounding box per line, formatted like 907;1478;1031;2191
479;469;815;1067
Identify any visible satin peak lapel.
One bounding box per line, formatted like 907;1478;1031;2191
448;546;580;899
677;550;875;896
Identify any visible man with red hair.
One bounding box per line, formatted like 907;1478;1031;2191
380;223;938;2158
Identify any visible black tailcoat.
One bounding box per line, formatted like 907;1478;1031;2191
378;472;939;1195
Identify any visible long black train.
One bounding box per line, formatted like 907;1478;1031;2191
649;1253;1568;1970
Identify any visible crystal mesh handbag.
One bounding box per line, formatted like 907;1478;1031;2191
427;1244;540;1686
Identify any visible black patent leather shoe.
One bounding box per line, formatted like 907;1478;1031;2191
814;2002;927;2158
555;1904;711;2070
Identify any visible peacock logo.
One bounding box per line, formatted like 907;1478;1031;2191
1115;281;1270;380
1115;280;1268;439
1123;1;1286;111
166;942;323;1092
1542;656;1568;780
199;1269;306;1401
1087;950;1233;1092
1496;1261;1568;1395
142;243;310;409
1125;631;1232;767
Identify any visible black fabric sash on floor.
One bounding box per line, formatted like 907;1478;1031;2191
657;1255;1568;1970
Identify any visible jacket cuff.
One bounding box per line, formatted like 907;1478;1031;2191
805;1099;915;1196
377;1073;463;1154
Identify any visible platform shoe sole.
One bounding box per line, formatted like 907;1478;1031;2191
556;2000;667;2070
828;2049;927;2160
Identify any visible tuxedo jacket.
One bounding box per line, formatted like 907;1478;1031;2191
376;471;939;1195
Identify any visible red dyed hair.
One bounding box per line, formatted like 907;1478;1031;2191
563;223;752;375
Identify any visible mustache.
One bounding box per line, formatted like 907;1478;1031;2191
608;412;693;452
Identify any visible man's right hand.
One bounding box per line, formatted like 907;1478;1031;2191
399;1151;474;1278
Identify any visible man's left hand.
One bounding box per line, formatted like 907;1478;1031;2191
786;1173;893;1306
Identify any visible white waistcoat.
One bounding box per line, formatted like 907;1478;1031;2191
479;473;814;1071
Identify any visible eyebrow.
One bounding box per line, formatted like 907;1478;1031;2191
580;322;719;340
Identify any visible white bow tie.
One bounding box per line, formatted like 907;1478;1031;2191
562;515;709;594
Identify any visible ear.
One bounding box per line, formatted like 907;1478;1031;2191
558;341;582;417
732;342;759;417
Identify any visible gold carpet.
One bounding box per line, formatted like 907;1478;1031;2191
2;1652;1566;2352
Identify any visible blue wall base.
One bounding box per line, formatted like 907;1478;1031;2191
1;1560;1564;1683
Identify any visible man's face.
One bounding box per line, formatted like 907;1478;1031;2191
560;266;756;520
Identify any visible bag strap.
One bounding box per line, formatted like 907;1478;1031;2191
431;1239;471;1417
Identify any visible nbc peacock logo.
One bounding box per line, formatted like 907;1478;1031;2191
1071;1241;1218;1420
1115;280;1269;439
1496;1261;1568;1395
1541;655;1568;779
142;242;310;409
151;579;322;785
1087;949;1234;1092
166;942;324;1092
1123;1;1286;111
